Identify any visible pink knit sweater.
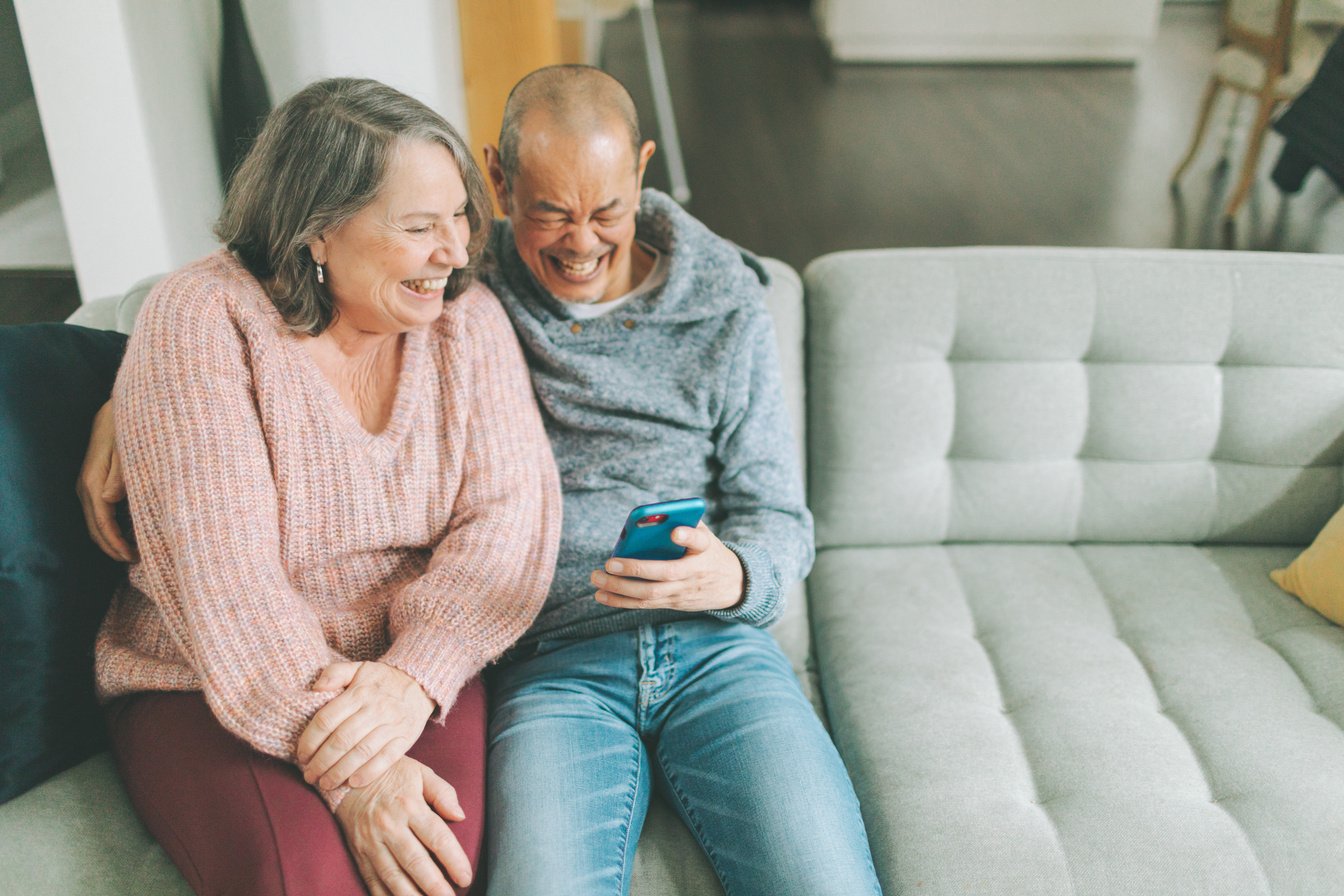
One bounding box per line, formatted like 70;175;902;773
95;251;560;799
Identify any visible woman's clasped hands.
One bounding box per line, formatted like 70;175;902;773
302;661;471;895
299;660;434;791
334;755;472;896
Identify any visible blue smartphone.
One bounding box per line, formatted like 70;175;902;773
610;498;707;561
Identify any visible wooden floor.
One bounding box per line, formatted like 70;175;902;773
0;270;80;326
603;0;1343;273
3;2;1339;325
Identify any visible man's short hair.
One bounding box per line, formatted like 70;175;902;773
497;65;642;188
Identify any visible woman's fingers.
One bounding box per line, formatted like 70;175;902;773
355;856;394;896
376;806;456;896
336;757;467;896
312;660;362;692
421;765;466;821
372;844;430;896
347;738;411;790
305;718;381;788
299;662;368;774
409;802;472;888
300;662;433;786
296;695;362;769
319;728;407;791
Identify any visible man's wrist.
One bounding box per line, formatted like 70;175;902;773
719;551;747;610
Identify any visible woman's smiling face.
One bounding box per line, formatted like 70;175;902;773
311;138;471;334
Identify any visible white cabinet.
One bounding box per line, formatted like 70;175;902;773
814;0;1166;63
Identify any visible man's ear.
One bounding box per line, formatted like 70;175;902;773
634;139;657;188
483;144;512;215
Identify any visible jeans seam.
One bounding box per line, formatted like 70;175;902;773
615;736;646;896
654;742;737;896
660;624;675;687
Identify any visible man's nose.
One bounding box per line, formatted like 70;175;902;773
564;223;602;256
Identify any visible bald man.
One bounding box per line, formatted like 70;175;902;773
477;66;881;896
77;66;882;895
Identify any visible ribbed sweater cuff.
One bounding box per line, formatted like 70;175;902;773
319;783;350;812
709;540;782;628
380;628;479;723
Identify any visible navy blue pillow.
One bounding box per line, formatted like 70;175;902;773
0;323;129;803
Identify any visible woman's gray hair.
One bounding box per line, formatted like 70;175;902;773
216;77;492;335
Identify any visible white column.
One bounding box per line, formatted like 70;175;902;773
243;0;468;133
15;0;468;303
14;0;223;301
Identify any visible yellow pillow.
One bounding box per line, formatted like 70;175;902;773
1271;504;1344;626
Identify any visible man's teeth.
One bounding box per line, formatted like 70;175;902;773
555;257;600;276
403;277;448;294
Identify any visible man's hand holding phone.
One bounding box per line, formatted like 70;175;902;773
592;519;745;613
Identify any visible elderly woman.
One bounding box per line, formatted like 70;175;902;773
91;78;559;896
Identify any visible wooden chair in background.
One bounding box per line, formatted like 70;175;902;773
1170;0;1333;234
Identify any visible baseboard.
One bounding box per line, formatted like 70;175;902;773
0;96;41;159
825;35;1151;64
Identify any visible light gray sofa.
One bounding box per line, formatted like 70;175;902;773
5;246;1344;895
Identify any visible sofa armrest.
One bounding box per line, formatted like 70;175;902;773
64;297;120;331
64;274;162;335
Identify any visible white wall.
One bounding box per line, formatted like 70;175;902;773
14;0;202;299
121;0;226;278
818;0;1166;63
15;0;468;302
243;0;467;127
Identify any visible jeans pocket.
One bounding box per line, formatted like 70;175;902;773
530;636;578;658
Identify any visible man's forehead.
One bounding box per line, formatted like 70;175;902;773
517;113;633;165
512;152;637;214
527;194;625;215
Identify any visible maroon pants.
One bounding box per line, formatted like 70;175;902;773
106;680;487;896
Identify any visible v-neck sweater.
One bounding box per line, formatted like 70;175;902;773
94;251;561;803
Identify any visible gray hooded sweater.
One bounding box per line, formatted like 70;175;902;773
484;189;814;644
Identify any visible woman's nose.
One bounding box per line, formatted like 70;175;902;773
432;224;469;268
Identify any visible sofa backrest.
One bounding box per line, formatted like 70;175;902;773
759;258;807;472
805;247;1344;549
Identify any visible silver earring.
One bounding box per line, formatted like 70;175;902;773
315;262;325;284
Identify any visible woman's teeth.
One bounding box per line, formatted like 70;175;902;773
555;257;600;277
403;277;448;294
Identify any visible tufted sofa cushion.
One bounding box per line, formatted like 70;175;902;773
803;247;1344;895
806;248;1344;548
811;543;1344;895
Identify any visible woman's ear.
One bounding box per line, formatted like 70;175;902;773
307;235;326;266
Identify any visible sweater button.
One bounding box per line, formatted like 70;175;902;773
570;322;583;334
623;319;636;329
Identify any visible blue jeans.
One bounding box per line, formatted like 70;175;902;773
484;618;882;896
